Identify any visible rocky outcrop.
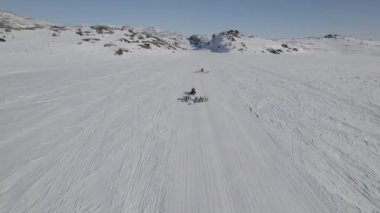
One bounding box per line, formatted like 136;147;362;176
189;30;247;52
142;27;189;50
324;34;344;39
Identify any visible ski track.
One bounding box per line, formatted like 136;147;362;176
0;52;379;212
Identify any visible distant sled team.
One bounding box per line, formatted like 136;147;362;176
178;87;208;104
178;69;210;104
195;68;210;74
181;95;208;103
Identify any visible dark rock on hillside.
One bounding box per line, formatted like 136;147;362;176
82;38;100;43
76;29;95;36
139;43;151;49
189;35;210;46
189;30;246;52
142;27;188;50
104;43;116;47
50;26;67;32
267;48;282;54
325;34;343;39
0;38;5;42
146;35;177;50
76;30;83;36
282;43;298;52
91;25;114;34
119;38;131;43
222;30;242;40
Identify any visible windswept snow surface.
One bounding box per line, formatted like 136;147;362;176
1;45;380;212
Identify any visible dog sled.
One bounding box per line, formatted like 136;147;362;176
178;88;208;104
180;95;209;103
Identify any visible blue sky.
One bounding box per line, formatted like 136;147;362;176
1;0;380;39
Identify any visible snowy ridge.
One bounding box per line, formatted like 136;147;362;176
0;25;189;54
190;30;249;52
0;11;51;29
0;12;188;53
190;30;380;55
142;27;190;50
287;35;380;56
1;12;380;55
189;30;304;54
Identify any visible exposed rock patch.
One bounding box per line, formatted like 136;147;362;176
325;34;344;39
82;38;100;43
190;30;247;52
91;25;114;34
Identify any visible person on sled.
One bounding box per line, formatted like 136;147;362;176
190;88;196;95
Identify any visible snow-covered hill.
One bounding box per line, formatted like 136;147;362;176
0;11;51;29
0;25;189;55
0;12;189;54
190;30;303;54
142;27;190;50
1;12;380;56
1;11;380;213
189;30;380;56
190;30;245;52
287;35;380;56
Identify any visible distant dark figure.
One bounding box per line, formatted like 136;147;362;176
201;68;204;72
190;88;196;95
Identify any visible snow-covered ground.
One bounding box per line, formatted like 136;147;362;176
1;12;380;213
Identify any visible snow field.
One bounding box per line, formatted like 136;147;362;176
0;48;379;212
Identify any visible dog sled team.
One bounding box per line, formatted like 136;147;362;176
178;68;210;104
182;88;208;103
193;96;208;103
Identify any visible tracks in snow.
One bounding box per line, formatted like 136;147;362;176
207;55;380;212
1;52;378;212
165;55;330;212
